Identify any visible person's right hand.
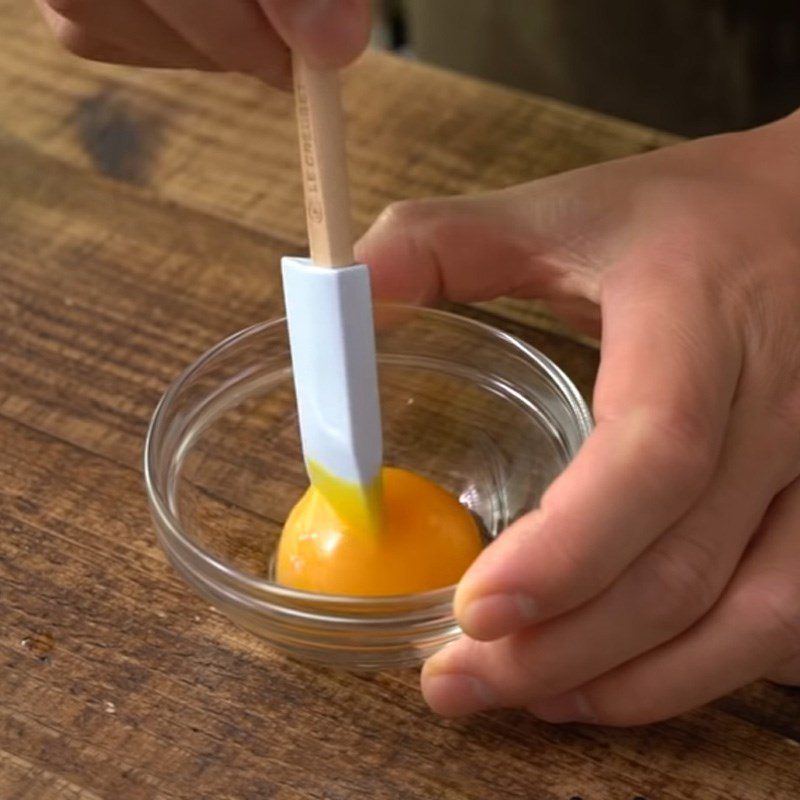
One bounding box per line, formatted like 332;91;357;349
35;0;371;89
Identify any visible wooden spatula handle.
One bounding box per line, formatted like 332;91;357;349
293;54;355;268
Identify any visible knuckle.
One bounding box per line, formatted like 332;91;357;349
505;635;568;700
528;672;568;700
51;20;99;59
601;687;664;726
735;581;800;659
44;0;91;21
198;34;280;77
535;509;607;596
369;198;446;271
642;407;718;490
377;197;459;237
773;388;800;438
635;541;720;632
374;199;427;232
767;651;800;686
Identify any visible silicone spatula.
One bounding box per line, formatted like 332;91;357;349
281;55;383;535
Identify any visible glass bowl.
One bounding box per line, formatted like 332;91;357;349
144;305;592;670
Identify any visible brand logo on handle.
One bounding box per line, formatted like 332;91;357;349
295;76;324;228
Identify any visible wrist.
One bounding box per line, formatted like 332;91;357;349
758;107;800;167
722;109;800;194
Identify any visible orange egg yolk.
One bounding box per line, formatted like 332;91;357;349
276;467;484;596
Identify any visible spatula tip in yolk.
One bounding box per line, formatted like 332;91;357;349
276;467;483;596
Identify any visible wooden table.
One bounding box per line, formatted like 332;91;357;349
1;4;798;799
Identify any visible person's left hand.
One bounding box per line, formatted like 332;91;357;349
356;110;800;725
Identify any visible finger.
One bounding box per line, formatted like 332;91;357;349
260;0;371;69
455;268;741;640
141;0;292;86
767;653;800;686
527;476;800;725
40;19;170;67
37;0;214;69
355;191;589;306
421;401;793;715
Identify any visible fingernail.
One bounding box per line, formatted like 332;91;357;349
528;692;595;724
460;593;539;639
422;673;497;717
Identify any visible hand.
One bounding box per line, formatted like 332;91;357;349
35;0;371;89
356;110;800;725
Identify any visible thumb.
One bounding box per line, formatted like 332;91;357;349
355;184;601;308
262;0;371;69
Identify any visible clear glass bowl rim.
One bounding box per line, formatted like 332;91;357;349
143;304;593;609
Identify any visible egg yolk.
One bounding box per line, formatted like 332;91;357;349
276;467;484;596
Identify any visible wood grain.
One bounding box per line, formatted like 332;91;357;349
1;2;798;799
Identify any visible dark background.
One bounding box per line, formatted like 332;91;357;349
375;0;800;136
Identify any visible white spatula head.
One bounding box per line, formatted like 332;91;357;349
282;256;383;533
